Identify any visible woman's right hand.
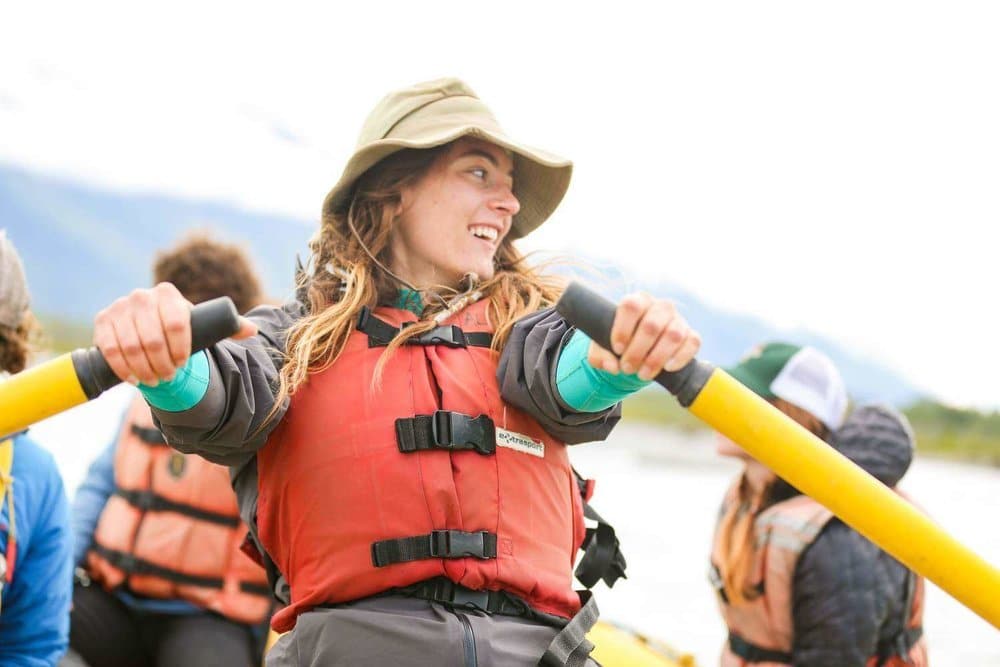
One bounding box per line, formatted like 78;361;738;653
93;282;257;386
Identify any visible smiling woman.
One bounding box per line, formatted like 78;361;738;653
390;139;519;287
87;77;702;667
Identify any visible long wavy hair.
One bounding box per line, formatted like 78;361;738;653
270;143;565;418
715;398;831;604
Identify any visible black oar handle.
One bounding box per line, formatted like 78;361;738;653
555;282;714;407
71;297;241;400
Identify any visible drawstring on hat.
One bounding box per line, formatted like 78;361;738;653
344;200;422;298
342;197;486;320
433;273;483;324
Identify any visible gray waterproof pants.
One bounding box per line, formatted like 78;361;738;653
265;597;599;667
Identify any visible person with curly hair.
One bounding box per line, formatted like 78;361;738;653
65;234;270;667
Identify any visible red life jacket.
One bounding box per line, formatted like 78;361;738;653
87;396;271;625
257;301;591;632
711;485;928;667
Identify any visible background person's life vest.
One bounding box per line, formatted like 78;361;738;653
86;396;270;625
711;489;928;667
257;300;591;632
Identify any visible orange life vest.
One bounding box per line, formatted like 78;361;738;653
711;486;928;667
257;301;588;632
87;396;271;625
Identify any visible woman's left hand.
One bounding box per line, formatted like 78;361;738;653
587;292;702;381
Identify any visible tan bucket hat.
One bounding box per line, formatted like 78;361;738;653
322;78;572;239
0;230;30;329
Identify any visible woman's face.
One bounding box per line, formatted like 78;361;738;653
716;433;751;461
717;434;776;491
389;137;520;289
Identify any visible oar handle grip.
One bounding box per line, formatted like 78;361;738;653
71;297;242;400
555;282;714;407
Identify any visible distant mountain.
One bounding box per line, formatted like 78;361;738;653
635;280;921;406
0;162;313;320
558;262;923;406
1;163;923;406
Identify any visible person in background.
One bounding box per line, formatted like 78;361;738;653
0;229;74;666
65;233;271;667
87;78;701;666
710;342;927;666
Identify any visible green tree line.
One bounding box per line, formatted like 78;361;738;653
622;390;1000;466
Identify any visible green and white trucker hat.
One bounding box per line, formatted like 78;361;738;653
726;342;848;430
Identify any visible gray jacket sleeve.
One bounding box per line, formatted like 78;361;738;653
496;307;621;444
151;301;302;467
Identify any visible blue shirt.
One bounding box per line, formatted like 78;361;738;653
0;434;72;667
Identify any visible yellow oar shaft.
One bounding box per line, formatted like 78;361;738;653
0;297;241;441
691;370;1000;629
555;281;1000;631
0;354;88;439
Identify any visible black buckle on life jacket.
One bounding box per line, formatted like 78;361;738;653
392;577;530;616
371;530;498;567
395;411;496;456
415;325;475;348
429;529;496;559
432;411;495;454
356;306;493;348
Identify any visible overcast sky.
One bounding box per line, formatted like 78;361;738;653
2;1;998;408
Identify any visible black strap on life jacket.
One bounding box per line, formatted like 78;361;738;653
729;633;793;664
375;577;598;667
730;624;924;666
873;569;924;665
572;469;627;589
708;562;730;603
130;424;167;445
240;529;288;607
389;576;531;617
395;411;496;455
371;530;498;567
379;577;598;667
874;627;924;666
540;590;600;667
90;543;271;597
356;306;493;348
113;487;241;528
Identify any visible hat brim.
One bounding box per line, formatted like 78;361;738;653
322;125;572;239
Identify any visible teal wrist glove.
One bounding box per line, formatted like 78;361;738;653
556;330;650;412
138;351;211;412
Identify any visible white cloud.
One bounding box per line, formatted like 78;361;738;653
2;0;999;407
